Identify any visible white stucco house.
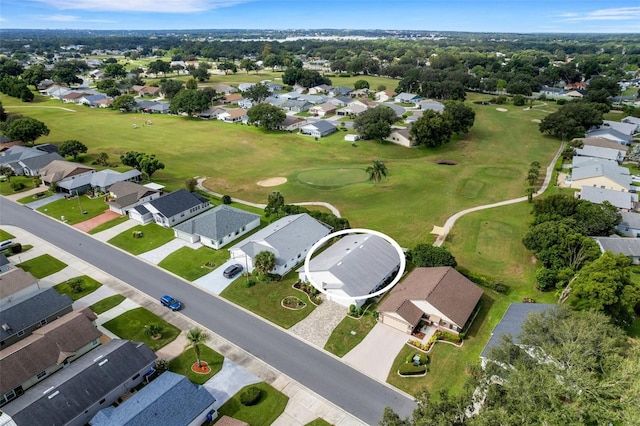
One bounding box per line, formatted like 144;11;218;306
129;189;210;227
229;213;332;276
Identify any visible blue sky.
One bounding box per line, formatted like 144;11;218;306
1;1;639;33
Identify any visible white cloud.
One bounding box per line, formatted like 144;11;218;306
34;0;249;13
558;7;640;22
37;14;115;23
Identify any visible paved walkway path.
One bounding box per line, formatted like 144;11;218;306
73;284;117;310
73;209;120;232
433;140;565;247
91;219;139;242
3;184;49;202
7;105;76;112
196;177;342;217
290;299;346;348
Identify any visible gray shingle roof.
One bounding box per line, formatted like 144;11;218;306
574;146;622;161
0;288;73;343
618;211;640;229
571;160;631;188
147;189;209;218
91;371;215;426
1;340;156;425
305;234;400;297
304;120;336;134
231;214;331;267
173;205;260;241
579;186;635;209
480;303;556;359
595;236;640;257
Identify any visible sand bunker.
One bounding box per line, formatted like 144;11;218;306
496;108;508;112
531;119;542;123
257;177;287;187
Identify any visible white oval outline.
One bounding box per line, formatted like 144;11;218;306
303;228;406;302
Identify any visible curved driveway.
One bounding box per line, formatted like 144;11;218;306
0;201;415;424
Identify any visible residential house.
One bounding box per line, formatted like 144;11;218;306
581;137;630;153
329;86;352;97
574;145;625;163
578;186;637;211
327;95;353;107
173;205;261;249
405;110;423;124
309;102;337;117
218;108;248;123
238;98;254;109
394;93;422;104
381;102;407;117
282;99;312;113
131;86;161;97
276;116;306;132
213;84;237;95
299;120;337;138
564;82;588;90
265;96;286;108
599;120;637;136
36;79;55;91
107;181;161;215
594;236;640;264
480;303;556;366
539;86;566;96
62;92;85;104
615;212;640;237
621;116;640;133
297;94;328;105
222;93;243;104
308;84;332;95
43;85;73;100
0;145;63;176
378;267;483;335
198;106;226;120
350;88;370;98
238;83;255;92
229;213;332;276
337;103;368;117
280;91;301;100
91;371;216;426
385;127;414;147
0;340;156;426
129;189;210;227
57;169;142;194
569;158;631;191
375;90;397;102
0;309;101;407
94;98;113;108
565;90;585;98
418;100;445;113
39;160;96;191
267;83;283;92
148;102;170;114
297;234;401;308
584;127;632;145
78;94;107;107
0;288;73;349
0;268;39;307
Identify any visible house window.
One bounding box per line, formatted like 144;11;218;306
37;371;47;380
132;373;140;380
99;398;106;405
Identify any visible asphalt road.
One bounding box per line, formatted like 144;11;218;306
0;200;416;424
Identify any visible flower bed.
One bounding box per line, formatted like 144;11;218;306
293;281;323;306
281;296;306;310
408;331;463;353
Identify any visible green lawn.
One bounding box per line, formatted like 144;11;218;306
37;195;109;224
168;345;224;385
88;216;130;234
0;176;40;195
18;254;67;278
90;294;126;314
16;190;54;204
0;229;15;241
305;419;333;426
324;307;377;357
215;382;288;426
53;275;102;301
102;307;181;351
108;224;175;255
220;271;316;329
158;246;230;281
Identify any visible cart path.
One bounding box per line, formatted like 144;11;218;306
7;105;77;112
433;140;565;247
196;178;342;217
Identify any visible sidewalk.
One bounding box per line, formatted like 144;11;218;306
2;224;367;426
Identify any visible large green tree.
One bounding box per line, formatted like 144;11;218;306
52;60;84;86
407;244;457;267
112;94;137;111
244;82;271;103
169;89;210;116
410;110;453;147
4;117;49;145
58;140;88;161
539;102;603;142
264;191;285;216
353;105;396;142
103;62;126;79
21;63;51;87
120;151;165;179
247;103;286;130
160;79;184;99
568;251;640;328
443;101;476;134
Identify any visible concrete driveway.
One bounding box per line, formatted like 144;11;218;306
203;358;261;408
24;193;65;210
342;323;408;382
138;238;200;265
193;258;243;294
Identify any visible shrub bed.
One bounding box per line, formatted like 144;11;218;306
239;386;262;406
398;363;427;376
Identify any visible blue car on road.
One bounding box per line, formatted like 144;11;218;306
160;295;181;311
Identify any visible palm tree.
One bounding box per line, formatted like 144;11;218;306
366;160;388;184
254;250;276;278
185;327;210;368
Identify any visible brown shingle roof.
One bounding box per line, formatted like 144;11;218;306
396;300;424;328
215;416;250;426
0;308;100;394
108;181;157;209
225;93;243;102
580;137;629;152
379;267;483;328
39;160;94;184
0;269;38;300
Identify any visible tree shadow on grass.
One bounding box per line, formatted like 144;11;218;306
466;293;494;339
